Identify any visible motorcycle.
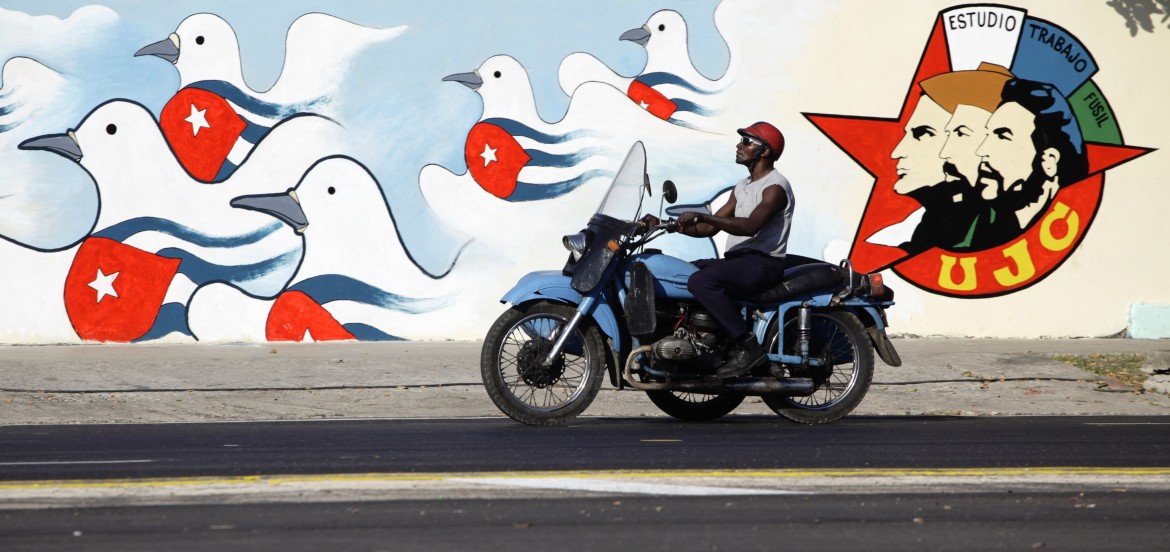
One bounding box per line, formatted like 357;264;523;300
481;142;901;426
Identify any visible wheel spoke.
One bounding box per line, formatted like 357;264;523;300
495;313;594;412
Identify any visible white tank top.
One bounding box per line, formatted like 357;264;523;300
724;169;794;258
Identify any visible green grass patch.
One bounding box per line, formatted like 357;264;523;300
1053;353;1146;389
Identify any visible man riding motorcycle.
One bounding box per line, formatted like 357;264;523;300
643;121;795;378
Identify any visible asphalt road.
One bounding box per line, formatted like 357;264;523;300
2;416;1169;551
4;492;1168;551
1;415;1168;480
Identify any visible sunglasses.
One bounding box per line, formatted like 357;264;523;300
740;136;764;148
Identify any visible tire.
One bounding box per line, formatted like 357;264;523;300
762;310;873;424
645;390;745;421
481;301;606;426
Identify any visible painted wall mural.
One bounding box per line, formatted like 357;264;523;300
808;4;1152;297
0;1;1167;343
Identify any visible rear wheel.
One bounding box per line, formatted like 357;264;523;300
481;301;606;426
762;310;873;424
645;390;745;421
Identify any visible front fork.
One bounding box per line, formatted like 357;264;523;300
543;296;597;365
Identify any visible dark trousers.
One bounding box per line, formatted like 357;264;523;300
688;251;787;340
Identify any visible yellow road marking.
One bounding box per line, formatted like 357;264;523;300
2;467;1168;491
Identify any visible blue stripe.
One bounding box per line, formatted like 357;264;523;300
160;247;300;286
342;323;404;341
509;169;611;202
666;117;700;130
524;148;602;169
291;274;439;314
0;100;20;131
209;119;267;183
636;73;713;95
481;117;587;144
672;98;715;117
239;118;270;143
93;218;283;248
212;159;238;182
134;303;192;342
187;80;321;119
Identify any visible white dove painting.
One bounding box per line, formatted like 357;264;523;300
10;100;356;341
134;12;407;182
136;12;407;121
188;156;485;342
559;9;733;131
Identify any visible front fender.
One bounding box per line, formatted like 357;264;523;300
501;271;622;353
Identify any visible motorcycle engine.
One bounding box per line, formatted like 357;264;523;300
653;337;697;361
651;320;719;362
644;305;725;373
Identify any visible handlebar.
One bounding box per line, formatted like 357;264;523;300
635;218;679;235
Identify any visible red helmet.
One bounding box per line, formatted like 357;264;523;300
737;122;784;159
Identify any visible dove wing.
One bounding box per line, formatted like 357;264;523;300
263;13;406;106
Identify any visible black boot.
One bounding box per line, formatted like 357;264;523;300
716;333;765;378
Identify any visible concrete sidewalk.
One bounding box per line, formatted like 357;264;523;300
1;339;1168;425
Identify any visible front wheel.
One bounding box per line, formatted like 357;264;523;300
645;390;745;421
762;310;873;424
481;301;606;426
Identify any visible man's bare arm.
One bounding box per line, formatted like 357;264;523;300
690;186;786;236
680;193;736;237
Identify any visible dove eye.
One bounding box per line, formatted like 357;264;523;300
493;71;501;78
658;24;665;31
195;36;205;45
106;124;117;135
327;186;336;195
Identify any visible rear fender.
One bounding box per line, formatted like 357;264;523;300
852;306;902;367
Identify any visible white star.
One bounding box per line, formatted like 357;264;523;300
480;143;498;167
88;269;120;303
639;100;650;109
185;104;211;137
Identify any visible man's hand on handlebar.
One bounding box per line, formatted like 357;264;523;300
678;211;703;229
637;214;682;234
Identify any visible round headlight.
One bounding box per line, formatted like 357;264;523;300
562;231;589;260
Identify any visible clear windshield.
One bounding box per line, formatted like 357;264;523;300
594;141;647;222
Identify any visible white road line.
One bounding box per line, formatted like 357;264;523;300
0;459;156;466
451;477;804;496
1085;423;1170;426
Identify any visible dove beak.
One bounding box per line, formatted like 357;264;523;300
18;131;83;163
135;33;181;64
231;190;309;234
442;71;483;90
620;26;651;46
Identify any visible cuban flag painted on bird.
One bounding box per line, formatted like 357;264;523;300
159;86;272;183
626;80;678;120
265;290;356;342
63;237;182;342
464;121;532;199
461;117;610;203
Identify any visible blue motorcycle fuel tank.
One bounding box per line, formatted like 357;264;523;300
627;252;698;300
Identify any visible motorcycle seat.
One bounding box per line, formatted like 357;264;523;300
741;262;843;305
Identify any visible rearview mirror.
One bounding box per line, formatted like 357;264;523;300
662;180;678;204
